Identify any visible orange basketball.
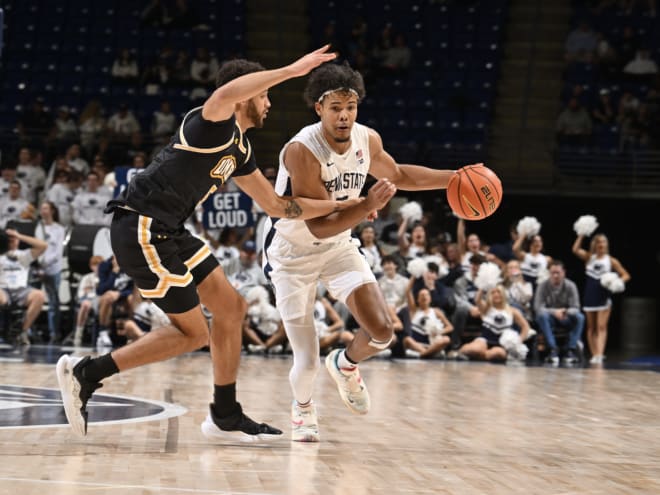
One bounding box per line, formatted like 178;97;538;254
446;163;502;220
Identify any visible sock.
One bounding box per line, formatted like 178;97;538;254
81;353;119;383
337;349;357;370
212;383;239;417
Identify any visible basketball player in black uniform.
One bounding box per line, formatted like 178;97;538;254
56;45;363;440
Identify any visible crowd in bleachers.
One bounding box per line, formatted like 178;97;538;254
557;0;660;152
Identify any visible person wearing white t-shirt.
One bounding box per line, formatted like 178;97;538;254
0;229;47;345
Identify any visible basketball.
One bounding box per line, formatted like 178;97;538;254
446;163;502;220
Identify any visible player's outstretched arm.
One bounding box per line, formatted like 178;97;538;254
232;168;362;220
367;129;455;190
202;45;337;122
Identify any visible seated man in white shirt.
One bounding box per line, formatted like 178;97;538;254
0;228;47;345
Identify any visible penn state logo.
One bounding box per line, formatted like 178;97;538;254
210;155;237;184
89;198;98;206
0;385;186;429
594;263;603;272
66;195;73;202
530;262;539;269
7;206;15;213
494;315;506;324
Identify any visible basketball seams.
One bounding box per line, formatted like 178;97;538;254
463;169;488;218
470;167;502;202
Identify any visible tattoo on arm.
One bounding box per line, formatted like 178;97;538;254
284;200;303;218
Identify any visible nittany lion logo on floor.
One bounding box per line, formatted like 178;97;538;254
0;385;187;429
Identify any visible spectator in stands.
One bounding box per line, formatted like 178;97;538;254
0;228;47;346
404;286;453;359
533;260;584;366
141;59;171;94
67;254;104;346
513;233;552;289
358;223;383;276
106;104;141;144
592;88;616;126
617;91;645;150
564;21;599;63
17;97;53;148
51;106;79;148
78;100;107;158
451;253;486;351
71;171;112;226
458;285;530;363
595;33;619;78
111;49;139;84
502;259;535;324
439;242;465;288
35;201;66;343
190;47;220;89
378;255;409;310
379;33;412;76
0;164;28;200
211;227;242;271
16;147;45;205
96;254;135;348
0;180;35;228
171;49;193;87
242;285;288;354
556;97;593;147
572;232;631;364
151;100;178;140
116;292;171;343
45;169;77;227
223;240;268;297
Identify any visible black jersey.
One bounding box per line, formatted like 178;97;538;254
106;107;257;228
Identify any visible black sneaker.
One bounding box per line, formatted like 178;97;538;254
56;355;103;436
545;348;559;366
563;348;580;365
201;403;283;443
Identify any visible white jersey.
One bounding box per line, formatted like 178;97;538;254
0;248;34;290
269;122;371;246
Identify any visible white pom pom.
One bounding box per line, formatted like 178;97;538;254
407;258;427;278
499;329;522;351
516;216;541;238
600;272;625;293
573;215;599;236
424;318;443;340
399;201;423;222
536;266;550;285
474;262;501;290
245;285;269;305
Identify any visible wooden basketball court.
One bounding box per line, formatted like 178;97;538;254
1;346;659;495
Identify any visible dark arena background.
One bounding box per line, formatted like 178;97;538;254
0;1;659;495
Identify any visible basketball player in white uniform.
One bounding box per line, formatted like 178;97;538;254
263;62;459;442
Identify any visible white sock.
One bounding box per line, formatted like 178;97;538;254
337;349;357;370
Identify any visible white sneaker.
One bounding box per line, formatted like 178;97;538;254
56;355;102;436
96;330;112;348
247;344;266;354
267;344;283;354
589;355;604;364
291;401;320;442
405;349;421;358
324;349;370;415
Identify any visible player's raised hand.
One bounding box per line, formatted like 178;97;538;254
286;45;337;78
365;178;397;212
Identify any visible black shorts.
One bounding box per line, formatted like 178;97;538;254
110;208;218;314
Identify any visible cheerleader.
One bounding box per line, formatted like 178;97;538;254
572;233;630;364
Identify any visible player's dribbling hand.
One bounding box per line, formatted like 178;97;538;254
287;45;337;77
365;178;397;211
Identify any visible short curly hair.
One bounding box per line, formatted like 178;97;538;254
215;59;266;88
303;61;366;107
